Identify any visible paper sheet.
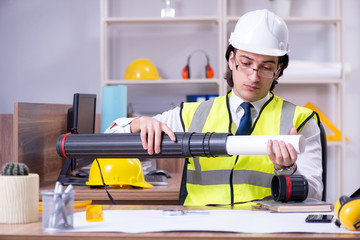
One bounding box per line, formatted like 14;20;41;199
70;209;359;234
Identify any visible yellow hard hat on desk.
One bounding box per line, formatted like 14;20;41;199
124;59;161;80
86;158;153;189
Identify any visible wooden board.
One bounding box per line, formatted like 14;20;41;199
0;114;13;167
13;102;71;183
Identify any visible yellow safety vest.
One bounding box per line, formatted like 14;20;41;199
179;92;319;206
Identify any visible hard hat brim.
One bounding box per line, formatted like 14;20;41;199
231;42;289;57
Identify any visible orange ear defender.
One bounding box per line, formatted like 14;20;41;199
182;50;214;79
334;188;360;231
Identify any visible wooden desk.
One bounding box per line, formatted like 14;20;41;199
40;172;182;205
1;205;359;240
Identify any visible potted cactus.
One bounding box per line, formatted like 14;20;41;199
0;163;39;223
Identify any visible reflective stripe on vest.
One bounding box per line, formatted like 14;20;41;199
280;101;296;135
187;157;272;187
188;99;215;132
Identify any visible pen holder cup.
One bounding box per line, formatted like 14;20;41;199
41;190;75;232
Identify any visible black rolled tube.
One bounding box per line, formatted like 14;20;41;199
271;175;309;202
56;132;229;159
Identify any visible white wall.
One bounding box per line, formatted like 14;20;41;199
0;0;359;203
342;1;360;197
0;0;101;112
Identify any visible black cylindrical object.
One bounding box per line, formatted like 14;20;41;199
271;175;309;202
57;132;229;159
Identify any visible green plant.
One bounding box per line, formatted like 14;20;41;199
1;163;29;176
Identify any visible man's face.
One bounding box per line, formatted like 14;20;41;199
229;49;281;102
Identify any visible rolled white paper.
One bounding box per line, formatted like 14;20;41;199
226;135;305;155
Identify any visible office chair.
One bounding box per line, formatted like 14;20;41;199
319;122;327;201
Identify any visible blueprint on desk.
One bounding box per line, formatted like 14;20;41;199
70;209;359;234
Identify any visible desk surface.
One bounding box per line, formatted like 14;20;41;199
0;205;359;240
40;173;182;205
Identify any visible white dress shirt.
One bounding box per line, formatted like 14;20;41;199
105;91;323;200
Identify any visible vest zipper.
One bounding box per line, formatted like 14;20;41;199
230;155;239;206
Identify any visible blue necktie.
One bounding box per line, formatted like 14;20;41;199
236;102;253;135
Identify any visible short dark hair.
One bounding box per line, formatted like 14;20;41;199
224;45;289;91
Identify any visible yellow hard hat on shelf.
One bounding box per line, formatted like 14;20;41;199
86;158;153;189
124;59;161;80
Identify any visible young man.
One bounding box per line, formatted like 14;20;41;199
106;9;323;205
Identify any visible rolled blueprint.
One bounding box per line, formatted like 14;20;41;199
57;132;305;159
226;135;305;155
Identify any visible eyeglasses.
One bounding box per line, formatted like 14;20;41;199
233;58;280;79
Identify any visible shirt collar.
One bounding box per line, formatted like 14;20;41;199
229;90;270;115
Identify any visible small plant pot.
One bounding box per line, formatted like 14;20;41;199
0;173;39;223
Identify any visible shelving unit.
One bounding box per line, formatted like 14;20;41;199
100;0;346;200
100;0;225;115
224;0;346;200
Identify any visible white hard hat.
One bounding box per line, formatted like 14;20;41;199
229;9;289;56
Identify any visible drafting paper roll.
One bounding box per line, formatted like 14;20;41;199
226;135;305;155
101;85;127;133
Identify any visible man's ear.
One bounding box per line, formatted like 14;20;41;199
228;51;235;70
275;63;283;79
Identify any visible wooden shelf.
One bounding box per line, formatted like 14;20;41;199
102;79;222;86
226;16;342;24
103;16;220;24
279;78;343;84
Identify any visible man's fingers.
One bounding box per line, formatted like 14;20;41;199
145;125;155;155
272;140;282;159
290;127;297;135
162;124;176;142
137;116;175;155
268;135;298;169
287;143;297;163
154;123;163;154
278;141;291;165
140;128;148;151
267;139;274;157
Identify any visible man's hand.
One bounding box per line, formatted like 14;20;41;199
267;127;298;170
130;116;176;155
